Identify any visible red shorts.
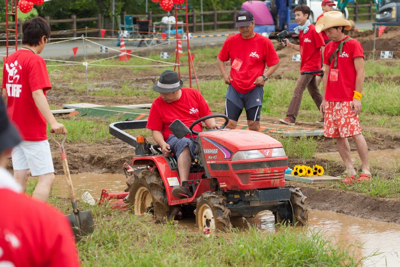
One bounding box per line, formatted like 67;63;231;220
324;101;362;138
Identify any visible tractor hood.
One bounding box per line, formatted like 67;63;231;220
199;129;282;154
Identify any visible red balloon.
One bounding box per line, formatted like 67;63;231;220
173;0;185;4
151;0;160;2
18;0;34;13
31;0;45;5
160;0;173;12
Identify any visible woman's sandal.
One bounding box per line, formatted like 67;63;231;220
340;174;357;184
357;173;371;182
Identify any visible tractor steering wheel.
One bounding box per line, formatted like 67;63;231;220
188;114;229;136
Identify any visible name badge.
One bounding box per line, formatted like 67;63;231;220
329;69;339;81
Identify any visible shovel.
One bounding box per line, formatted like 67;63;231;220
51;132;94;241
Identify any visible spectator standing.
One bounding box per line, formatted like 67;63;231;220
316;11;371;183
279;5;325;126
218;11;280;131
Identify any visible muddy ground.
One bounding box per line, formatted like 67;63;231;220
8;27;400;224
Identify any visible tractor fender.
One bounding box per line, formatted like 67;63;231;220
132;155;181;203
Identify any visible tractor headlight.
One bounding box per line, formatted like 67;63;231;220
272;148;286;157
232;150;264;161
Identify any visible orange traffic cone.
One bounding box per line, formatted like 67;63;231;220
175;34;183;57
119;36;127;61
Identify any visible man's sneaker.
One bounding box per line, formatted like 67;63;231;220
172;185;192;198
279;118;295;126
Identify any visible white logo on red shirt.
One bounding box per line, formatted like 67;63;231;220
5;60;21;83
5;60;23;98
249;52;260;59
304;38;311;43
339;51;349;58
189;107;199;114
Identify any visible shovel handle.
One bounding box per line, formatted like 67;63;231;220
50;133;76;204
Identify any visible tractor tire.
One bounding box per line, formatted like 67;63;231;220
125;169;170;222
195;192;231;231
289;187;308;226
274;187;308;226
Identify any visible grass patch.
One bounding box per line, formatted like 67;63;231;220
278;136;319;159
47;194;360;266
330;174;400;198
50;117;112;144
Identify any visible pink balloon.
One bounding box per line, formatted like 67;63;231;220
160;0;173;12
18;0;34;13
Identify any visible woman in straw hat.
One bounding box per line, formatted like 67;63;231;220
316;11;371;184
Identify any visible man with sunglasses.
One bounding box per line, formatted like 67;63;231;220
218;11;280;132
2;17;67;202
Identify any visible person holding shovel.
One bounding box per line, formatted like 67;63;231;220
316;11;371;183
0;98;80;267
2;17;67;202
279;5;325;126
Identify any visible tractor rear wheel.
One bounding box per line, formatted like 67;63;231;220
125;169;170;222
195;192;231;231
274;187;308;226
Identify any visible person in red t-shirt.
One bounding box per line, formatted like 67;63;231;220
147;70;217;198
279;5;324;126
2;17;67;202
316;11;371;184
218;11;280;132
0;98;80;267
317;0;336;45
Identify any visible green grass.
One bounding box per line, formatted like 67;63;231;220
331;174;400;198
278;136;319;159
44;191;361;267
49;118;112;144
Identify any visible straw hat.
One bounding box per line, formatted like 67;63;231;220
315;11;352;33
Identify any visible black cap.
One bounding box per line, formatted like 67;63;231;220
0;98;21;153
152;70;183;94
236;11;254;27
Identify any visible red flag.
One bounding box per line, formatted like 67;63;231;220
126;50;131;60
101;29;106;38
378;26;386;37
190;53;195;61
72;47;78;56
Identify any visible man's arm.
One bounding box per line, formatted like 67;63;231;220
254;62;280;86
32;89;67;134
353;57;365;116
204;118;217;129
217;58;232;85
284;39;300;51
152;130;171;156
320;64;329;115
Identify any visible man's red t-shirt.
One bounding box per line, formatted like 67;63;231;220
147;88;213;141
323;36;364;101
317;14;330;41
0;189;80;267
299;24;325;73
218;33;280;94
2;50;52;141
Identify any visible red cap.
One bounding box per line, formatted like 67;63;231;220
322;0;336;6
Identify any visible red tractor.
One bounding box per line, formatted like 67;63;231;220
109;114;308;230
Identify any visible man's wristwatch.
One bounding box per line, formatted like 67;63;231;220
262;75;268;81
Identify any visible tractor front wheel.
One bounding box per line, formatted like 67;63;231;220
126;169;171;222
195;192;231;231
274;187;308;226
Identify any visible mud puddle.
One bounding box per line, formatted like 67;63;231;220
179;210;400;267
53;172;127;199
315;148;400;169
